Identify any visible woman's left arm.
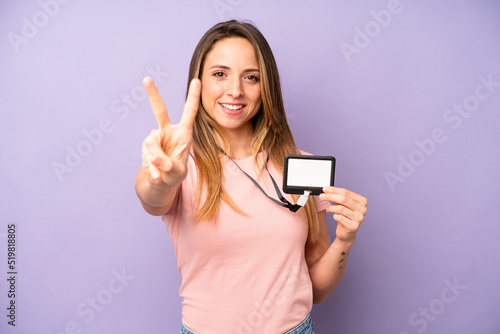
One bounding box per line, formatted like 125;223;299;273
305;187;367;304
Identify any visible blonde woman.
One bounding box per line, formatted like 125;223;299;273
135;20;367;334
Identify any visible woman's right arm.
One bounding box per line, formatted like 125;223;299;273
135;165;180;216
135;77;201;216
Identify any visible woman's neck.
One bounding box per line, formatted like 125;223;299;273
221;125;254;160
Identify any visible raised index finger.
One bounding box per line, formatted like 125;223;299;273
143;77;170;128
180;78;201;129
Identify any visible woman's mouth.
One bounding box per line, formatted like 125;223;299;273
220;103;245;115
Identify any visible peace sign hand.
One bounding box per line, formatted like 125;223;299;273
141;77;201;187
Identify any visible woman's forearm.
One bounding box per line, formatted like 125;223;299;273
309;238;355;304
135;166;179;216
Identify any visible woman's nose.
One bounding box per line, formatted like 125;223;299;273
227;77;244;97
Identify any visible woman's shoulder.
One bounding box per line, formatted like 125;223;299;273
297;149;312;156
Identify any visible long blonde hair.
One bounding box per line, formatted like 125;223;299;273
186;20;320;243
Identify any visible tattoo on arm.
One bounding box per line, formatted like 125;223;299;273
338;251;346;270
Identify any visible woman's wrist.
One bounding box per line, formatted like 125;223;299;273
136;167;178;208
331;236;356;252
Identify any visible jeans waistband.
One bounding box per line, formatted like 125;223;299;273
180;313;314;334
284;313;314;334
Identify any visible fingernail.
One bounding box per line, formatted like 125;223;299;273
151;169;159;179
143;77;153;87
319;194;325;199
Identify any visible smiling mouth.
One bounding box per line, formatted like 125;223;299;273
220;103;245;111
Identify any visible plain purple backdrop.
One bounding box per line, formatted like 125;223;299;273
1;1;499;333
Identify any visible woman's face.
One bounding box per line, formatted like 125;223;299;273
200;37;262;138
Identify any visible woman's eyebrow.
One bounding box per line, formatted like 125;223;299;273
208;64;259;72
209;64;229;70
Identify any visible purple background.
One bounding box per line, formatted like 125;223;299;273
1;1;500;333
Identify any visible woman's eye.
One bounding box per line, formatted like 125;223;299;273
246;75;259;82
213;71;225;77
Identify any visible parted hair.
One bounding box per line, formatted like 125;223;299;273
186;20;320;243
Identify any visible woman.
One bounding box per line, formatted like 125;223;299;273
135;20;367;334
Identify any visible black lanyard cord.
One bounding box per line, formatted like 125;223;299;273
217;148;304;212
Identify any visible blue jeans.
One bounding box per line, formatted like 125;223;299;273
180;313;315;334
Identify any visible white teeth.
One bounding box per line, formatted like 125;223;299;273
221;103;244;111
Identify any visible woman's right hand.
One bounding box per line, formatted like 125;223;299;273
141;77;201;188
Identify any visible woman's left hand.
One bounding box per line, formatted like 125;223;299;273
319;187;367;244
